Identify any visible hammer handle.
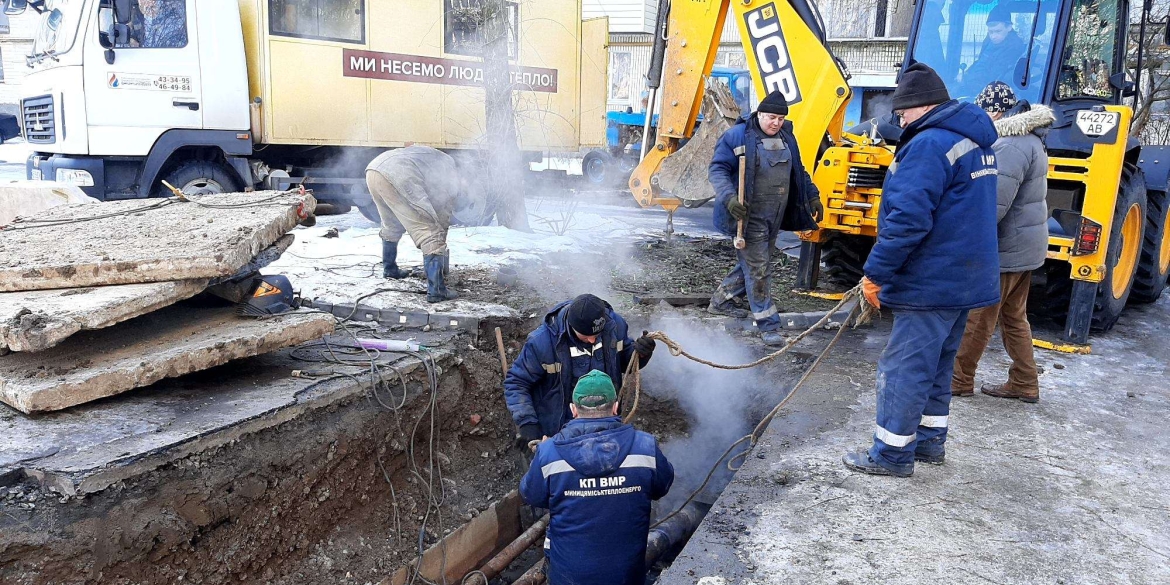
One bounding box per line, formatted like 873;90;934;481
734;155;746;250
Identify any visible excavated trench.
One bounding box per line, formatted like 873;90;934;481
1;269;817;585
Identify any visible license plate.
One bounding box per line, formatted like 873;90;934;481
31;168;42;181
1075;110;1120;137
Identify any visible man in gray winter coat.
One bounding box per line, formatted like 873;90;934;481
366;146;476;303
952;82;1053;403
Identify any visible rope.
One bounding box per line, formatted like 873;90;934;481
645;284;876;529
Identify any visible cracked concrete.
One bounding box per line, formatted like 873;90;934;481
0;306;334;414
0;191;313;291
0;280;209;353
658;296;1170;585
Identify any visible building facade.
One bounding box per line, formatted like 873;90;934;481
585;0;912;113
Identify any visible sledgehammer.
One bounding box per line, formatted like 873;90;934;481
734;155;746;250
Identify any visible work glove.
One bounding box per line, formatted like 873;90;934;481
516;424;543;451
633;333;656;362
861;276;882;310
806;197;825;223
725;196;749;222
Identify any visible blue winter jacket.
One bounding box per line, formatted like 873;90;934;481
520;417;674;585
504;300;637;437
709;114;820;236
863;100;1002;311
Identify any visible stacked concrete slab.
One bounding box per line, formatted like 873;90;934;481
0;191;334;414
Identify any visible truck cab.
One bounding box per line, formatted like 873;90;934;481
19;0;252;198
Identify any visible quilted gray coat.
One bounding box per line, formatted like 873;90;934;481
992;104;1054;272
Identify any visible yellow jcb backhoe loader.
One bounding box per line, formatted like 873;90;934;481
630;0;1170;346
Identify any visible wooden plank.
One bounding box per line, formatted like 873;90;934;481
633;293;711;306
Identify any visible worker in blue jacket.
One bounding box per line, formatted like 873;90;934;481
708;90;824;346
844;62;1001;478
504;294;655;447
520;370;674;585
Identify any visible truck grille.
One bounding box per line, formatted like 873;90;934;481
22;95;56;144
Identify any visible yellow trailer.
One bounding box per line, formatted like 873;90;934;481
18;0;608;216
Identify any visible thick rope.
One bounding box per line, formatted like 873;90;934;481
645;284;876;529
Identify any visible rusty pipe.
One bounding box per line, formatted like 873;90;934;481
511;558;547;585
464;515;550;585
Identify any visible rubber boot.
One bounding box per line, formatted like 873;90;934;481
424;254;459;303
382;240;411;279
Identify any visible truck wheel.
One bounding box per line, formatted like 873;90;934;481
820;233;873;287
155;160;242;197
582;150;612;185
1130;187;1170;303
1090;170;1147;331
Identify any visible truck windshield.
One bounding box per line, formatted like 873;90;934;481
1056;0;1120;100
909;0;1060;104
31;0;85;60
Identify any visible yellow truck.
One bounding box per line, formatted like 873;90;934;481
14;0;608;219
630;0;1170;346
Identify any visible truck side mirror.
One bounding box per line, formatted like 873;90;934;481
4;0;27;16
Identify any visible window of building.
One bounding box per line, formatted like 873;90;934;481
609;51;633;101
269;0;364;44
445;0;518;59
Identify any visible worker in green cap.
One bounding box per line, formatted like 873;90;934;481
520;370;674;585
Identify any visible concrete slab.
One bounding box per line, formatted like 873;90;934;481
0;280;209;353
0;306;334;414
0;190;314;291
0;335;457;495
0;181;95;227
659;296;1170;585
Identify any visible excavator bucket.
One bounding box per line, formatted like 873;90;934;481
655;82;742;207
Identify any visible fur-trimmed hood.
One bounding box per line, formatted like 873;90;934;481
995;104;1055;138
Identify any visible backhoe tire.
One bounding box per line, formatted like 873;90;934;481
154;159;242;197
1090;169;1147;332
1130;187;1170;303
820;233;873;287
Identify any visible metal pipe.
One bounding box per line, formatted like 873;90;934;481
511;558;547;585
645;501;711;565
640;0;671;161
465;516;550;585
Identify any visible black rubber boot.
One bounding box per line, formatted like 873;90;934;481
382;240;411;279
424;254;459;303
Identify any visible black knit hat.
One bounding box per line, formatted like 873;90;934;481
892;62;951;111
757;90;789;115
566;294;608;336
986;4;1013;25
975;81;1018;113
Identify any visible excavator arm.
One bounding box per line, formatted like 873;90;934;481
628;0;853;210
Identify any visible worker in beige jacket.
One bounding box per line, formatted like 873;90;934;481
365;146;476;303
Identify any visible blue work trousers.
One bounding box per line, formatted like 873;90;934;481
869;308;969;474
713;237;782;332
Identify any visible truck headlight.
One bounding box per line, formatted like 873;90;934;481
55;169;94;186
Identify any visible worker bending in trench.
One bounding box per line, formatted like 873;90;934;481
365;146;477;303
504;294;655;447
520;370;674;585
707;90;824;346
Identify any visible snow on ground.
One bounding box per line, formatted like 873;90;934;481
265;200;708;316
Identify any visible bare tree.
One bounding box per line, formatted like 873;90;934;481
1128;0;1170;139
450;0;530;230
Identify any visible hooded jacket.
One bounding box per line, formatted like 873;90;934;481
504;300;637;437
991;104;1053;272
520;417;674;585
864;100;1001;311
709;114;820;236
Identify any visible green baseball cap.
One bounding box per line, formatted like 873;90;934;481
572;370;617;408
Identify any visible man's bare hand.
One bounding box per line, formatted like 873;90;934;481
529;436;549;452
